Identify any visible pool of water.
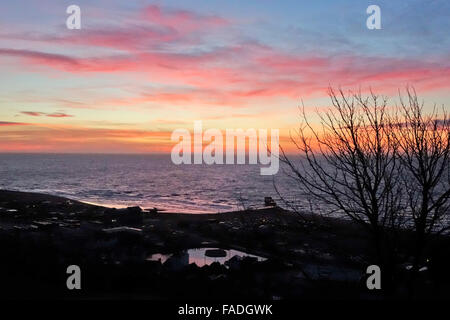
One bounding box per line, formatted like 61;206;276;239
147;247;266;267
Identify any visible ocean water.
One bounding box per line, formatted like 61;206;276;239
0;153;306;213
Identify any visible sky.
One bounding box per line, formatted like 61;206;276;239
0;0;449;153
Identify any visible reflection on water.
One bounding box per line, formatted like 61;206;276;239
147;247;266;267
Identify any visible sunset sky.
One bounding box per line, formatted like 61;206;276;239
0;0;449;153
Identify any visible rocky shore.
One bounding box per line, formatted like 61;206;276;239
0;190;448;299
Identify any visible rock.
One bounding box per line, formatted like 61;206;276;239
105;206;143;226
126;206;142;214
225;255;243;270
264;197;277;206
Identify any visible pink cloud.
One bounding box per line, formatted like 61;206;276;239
35;25;181;52
21;111;45;117
1;28;449;110
0;3;447;106
0;48;79;68
20;111;73;118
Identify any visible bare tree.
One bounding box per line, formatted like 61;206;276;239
280;88;405;282
391;88;450;281
280;87;450;295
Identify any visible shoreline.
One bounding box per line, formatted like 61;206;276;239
0;188;244;214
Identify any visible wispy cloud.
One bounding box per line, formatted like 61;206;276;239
2;46;449;108
0;4;230;52
0;121;30;126
20;111;73;118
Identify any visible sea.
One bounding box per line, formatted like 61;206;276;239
0;153;310;213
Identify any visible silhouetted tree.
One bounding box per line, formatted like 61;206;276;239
280;88;405;290
390;88;449;293
280;87;449;295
